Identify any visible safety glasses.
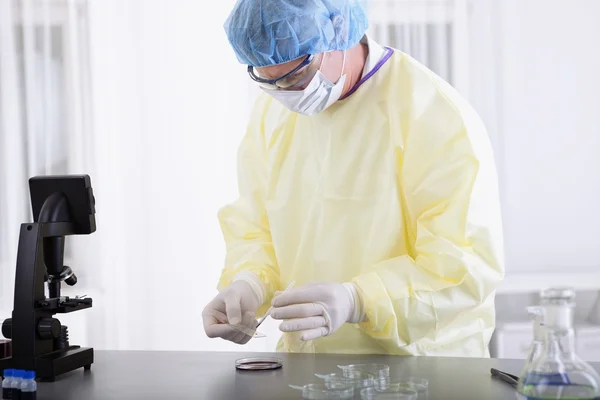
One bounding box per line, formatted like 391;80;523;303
247;54;317;90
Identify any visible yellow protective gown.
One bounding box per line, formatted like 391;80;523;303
217;49;505;357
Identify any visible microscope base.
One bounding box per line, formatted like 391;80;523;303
0;346;93;381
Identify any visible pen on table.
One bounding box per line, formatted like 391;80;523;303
490;368;519;388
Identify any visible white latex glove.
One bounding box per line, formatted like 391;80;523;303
270;282;364;341
202;279;262;344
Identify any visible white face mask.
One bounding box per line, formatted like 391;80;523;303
262;51;347;116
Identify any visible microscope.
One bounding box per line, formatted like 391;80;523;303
0;175;97;381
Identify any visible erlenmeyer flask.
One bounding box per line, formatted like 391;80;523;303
517;287;600;400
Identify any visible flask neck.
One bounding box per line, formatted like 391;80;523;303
542;304;573;329
542;304;577;359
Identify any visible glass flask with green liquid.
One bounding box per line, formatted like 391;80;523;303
517;287;600;400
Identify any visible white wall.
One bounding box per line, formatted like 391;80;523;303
0;0;280;353
79;0;278;352
498;0;600;275
490;0;600;359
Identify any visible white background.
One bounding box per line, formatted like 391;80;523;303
1;0;599;356
498;0;600;275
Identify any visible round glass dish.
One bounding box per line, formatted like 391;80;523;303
337;363;390;379
316;371;374;389
235;356;283;371
360;387;418;400
377;380;429;400
289;383;354;399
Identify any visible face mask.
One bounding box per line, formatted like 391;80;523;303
262;51;347;116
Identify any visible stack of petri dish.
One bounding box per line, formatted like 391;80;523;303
290;363;428;399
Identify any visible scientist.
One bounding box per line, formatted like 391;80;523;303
202;0;505;356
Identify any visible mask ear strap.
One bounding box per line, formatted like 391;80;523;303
340;50;347;77
317;53;325;70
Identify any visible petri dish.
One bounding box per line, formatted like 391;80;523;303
337;364;390;379
360;387;418;400
289;383;354;399
400;378;428;390
315;372;374;389
382;380;429;400
372;375;392;390
235;357;283;371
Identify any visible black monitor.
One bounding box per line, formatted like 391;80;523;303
29;175;96;234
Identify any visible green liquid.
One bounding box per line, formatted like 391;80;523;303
519;383;600;400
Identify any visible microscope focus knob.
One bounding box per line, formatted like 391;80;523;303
1;318;11;339
37;318;61;340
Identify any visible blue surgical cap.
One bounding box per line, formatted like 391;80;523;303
224;0;369;67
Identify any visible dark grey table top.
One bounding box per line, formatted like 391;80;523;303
34;350;599;400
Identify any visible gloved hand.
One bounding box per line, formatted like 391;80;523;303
270;282;364;341
202;280;261;344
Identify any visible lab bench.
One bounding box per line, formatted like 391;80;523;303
26;350;600;400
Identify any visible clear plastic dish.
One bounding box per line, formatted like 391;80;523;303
372;375;392;390
360;387;418;400
315;371;374;389
378;380;429;400
337;363;390;379
289;383;355;399
400;378;428;390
